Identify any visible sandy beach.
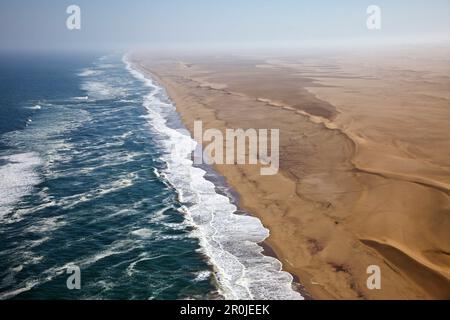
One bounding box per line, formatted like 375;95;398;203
131;46;450;300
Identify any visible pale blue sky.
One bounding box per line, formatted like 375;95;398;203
1;0;449;52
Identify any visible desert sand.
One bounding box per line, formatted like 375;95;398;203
131;45;450;299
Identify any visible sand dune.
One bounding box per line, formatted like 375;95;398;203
132;46;450;299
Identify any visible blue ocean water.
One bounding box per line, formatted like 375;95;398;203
0;53;217;299
0;53;302;300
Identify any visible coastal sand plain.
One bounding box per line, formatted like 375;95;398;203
131;46;450;299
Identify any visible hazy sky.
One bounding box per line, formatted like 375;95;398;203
1;0;449;52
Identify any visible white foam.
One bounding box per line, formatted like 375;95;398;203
0;239;136;299
28;105;41;110
81;80;126;100
72;96;89;101
56;172;137;210
194;270;212;282
25;215;66;234
97;63;115;69
0;279;40;300
118;99;138;103
74;239;136;267
0;152;41;219
124;55;303;300
131;228;154;238
78;68;103;77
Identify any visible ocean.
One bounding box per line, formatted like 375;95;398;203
0;53;302;300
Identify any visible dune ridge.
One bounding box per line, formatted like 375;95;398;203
131;48;450;299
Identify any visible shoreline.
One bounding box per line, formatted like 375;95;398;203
259;241;314;300
127;57;305;300
196;150;312;299
132;59;327;299
132;58;352;299
131;52;450;300
198;158;313;298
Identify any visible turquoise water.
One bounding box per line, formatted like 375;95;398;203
0;53;302;300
